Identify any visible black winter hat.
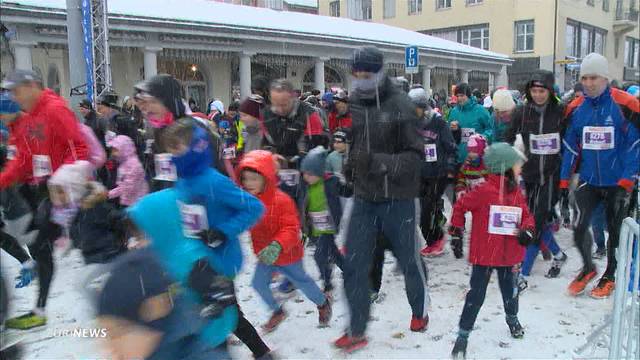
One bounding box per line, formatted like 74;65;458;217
351;47;384;73
135;74;186;119
454;83;472;97
525;70;557;104
79;99;93;110
97;92;119;109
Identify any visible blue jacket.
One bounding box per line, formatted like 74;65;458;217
560;87;640;187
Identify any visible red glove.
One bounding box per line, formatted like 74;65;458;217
559;179;569;189
618;179;635;193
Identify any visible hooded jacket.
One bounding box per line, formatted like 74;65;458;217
346;77;424;201
0;89;89;189
237;150;304;266
417;110;457;179
108;135;149;206
560;87;640;188
450;174;534;266
447;96;494;164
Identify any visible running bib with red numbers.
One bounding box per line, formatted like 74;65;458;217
105;131;116;145
309;210;334;232
7;145;16;160
278;169;300;187
179;202;208;239
529;133;560;155
582;126;614;150
424;143;438;162
488;205;522;236
222;147;236;160
32;155;52;178
154;153;177;182
461;128;475;143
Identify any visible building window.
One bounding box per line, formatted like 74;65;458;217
348;0;372;20
514;20;535;52
625;37;640;68
466;0;483;5
587;0;594;6
408;0;421;14
603;0;609;12
241;0;256;6
384;0;396;18
428;29;457;42
265;0;283;10
580;27;593;57
436;0;451;10
330;0;340;17
566;22;579;57
566;19;607;58
460;25;490;50
594;30;606;54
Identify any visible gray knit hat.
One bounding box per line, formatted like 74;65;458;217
483;143;527;174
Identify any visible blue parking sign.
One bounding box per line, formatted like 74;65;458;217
405;46;419;74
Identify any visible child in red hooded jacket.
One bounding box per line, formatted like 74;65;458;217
449;143;535;359
237;150;331;333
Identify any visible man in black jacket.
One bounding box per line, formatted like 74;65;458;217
334;47;429;353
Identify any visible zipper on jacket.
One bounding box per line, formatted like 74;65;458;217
538;110;544;185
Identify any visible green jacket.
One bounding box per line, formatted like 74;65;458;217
447;97;493;163
306;180;336;236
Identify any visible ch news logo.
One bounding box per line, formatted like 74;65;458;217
52;327;108;338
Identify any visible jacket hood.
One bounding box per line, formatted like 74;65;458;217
459;96;478;111
237;150;278;199
30;89;65;116
108;135;136;161
48;160;93;204
80;181;108;209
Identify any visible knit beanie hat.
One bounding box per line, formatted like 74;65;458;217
351;47;384;73
466;134;487;156
483;142;527;174
492;89;516;112
210;100;225;114
0;93;20;114
300;146;327;177
48;160;93;204
333;90;349;103
454;83;472;97
332;128;351;143
580;53;609;79
239;96;263;119
134;74;186;119
408;88;429;109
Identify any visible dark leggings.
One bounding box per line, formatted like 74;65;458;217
234;307;270;358
370;233;391;294
420;177;448;246
0;231;31;264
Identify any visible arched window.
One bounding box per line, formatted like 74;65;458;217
158;60;207;112
303;65;344;92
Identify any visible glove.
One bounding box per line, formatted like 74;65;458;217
188;259;237;319
258;241;282;265
449;226;464;259
197;229;227;248
517;229;535;247
559;188;571;228
15;261;36;288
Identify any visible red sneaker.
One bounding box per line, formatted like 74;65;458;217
568;268;598;296
318;300;332;327
334;334;368;353
262;308;286;333
420;245;433;257
427;238;445;257
410;314;429;332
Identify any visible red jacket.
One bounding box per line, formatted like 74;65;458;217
0;89;89;189
237;150;304;266
450;174;534;267
328;111;352;133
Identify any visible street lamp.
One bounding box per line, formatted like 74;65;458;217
191;64;198;72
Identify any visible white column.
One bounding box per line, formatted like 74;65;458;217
239;52;253;100
461;69;470;84
143;47;161;80
488;72;495;91
422;66;432;95
314;58;327;92
496;65;508;88
12;41;34;71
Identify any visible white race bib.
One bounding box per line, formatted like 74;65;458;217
278;169;300;187
488;205;522;236
582;126;614;150
424;143;438;162
179;202;209;239
529;133;560;155
222;147;236;160
32;155;52;178
467;177;486;188
145;139;154;154
461;128;475;143
309;210;334;232
7;145;16;160
105;131;116;145
154;153;177;182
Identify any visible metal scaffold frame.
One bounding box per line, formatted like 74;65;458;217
90;0;112;103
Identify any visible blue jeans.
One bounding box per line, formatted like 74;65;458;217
313;233;344;290
252;260;326;312
591;203;606;249
521;225;561;276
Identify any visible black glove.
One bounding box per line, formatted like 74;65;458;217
188;259;237;319
559;188;571;228
449;226;464;259
517;229;535;247
196;229;227;248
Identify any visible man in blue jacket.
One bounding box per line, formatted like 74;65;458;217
560;53;640;299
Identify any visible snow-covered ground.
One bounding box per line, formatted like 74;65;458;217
2;225;613;359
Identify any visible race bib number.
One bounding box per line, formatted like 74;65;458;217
145;139;154;154
529;133;560;155
222;147;236;160
488;205;522;236
278;169;300;187
424;143;438;162
32;155;52;178
468;177;486;188
309;210;334;232
6;145;16;160
179;202;209;239
461;128;475;143
582;126;614;150
154;153;177;182
105;131;116;145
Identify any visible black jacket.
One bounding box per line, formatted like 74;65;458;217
346;77;423;201
505;102;566;184
84;110;108;149
417;111;457;179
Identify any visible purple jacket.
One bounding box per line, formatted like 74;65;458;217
108;135;148;206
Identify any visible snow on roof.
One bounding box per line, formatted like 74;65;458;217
3;0;509;61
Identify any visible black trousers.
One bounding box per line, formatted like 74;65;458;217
0;231;31;264
420;177;448;246
369;233;391;294
524;177;559;244
234;307;270;358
